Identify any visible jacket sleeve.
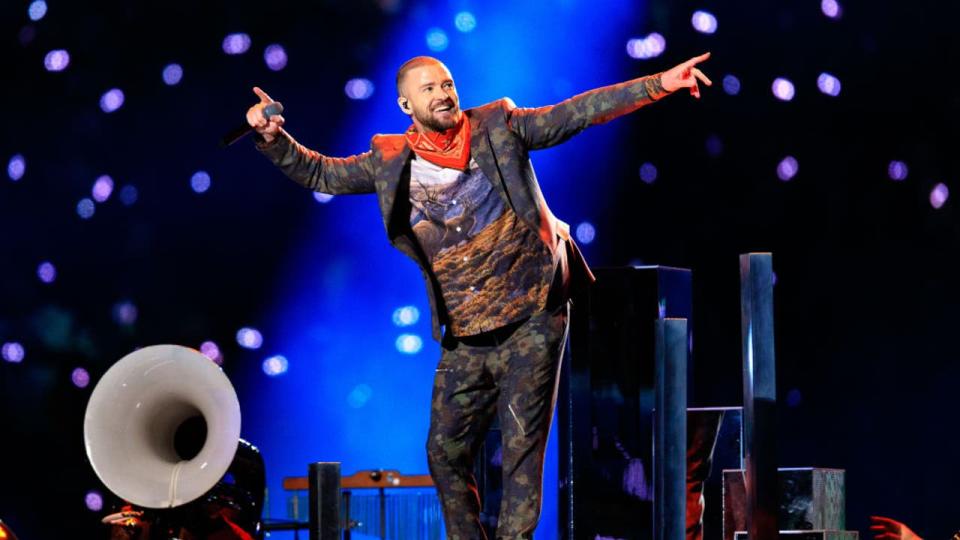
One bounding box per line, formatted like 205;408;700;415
254;129;377;194
503;74;671;150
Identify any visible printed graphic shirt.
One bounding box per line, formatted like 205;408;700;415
409;155;554;336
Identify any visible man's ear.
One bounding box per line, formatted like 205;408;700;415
397;96;412;115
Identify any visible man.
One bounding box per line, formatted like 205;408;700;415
248;52;712;539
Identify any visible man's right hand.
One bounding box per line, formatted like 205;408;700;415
246;86;285;143
870;516;923;540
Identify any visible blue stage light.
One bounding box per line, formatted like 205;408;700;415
626;33;666;60
347;384;374;408
888;161;909;181
264;44;288;71
2;342;24;363
706;134;723;157
393;306;420;327
222;33;251;55
344;78;375;100
162;63;183;86
396;333;423;354
777;156;799;182
100;89;125;113
821;0;842;19
7;154;25;181
71;367;90;388
262;355;289;376
85;491;103;512
817;72;842;97
77;198;96;219
691;11;718;34
44;49;70;72
191;171;211;193
92;175;114;202
722;74;741;95
639;162;658;184
237;327;263;349
37;261;56;284
119;185;138;206
112;301;138;326
772;78;795;101
576;222;596;244
930;183;949;209
426;28;449;52
28;0;47;21
200;341;223;364
455;12;477;32
313;192;335;203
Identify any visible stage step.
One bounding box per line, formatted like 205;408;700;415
723;467;847;540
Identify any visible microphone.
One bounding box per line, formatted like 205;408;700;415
220;102;284;148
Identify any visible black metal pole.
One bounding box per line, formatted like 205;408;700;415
309;462;342;540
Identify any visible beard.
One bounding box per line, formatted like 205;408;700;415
413;102;459;132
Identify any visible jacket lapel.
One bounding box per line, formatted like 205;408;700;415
468;110;516;213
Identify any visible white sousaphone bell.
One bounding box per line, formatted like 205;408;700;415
83;344;242;508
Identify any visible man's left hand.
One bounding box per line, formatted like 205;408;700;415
661;52;713;98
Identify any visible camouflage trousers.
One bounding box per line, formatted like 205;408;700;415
427;302;570;540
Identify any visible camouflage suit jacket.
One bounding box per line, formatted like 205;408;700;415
256;74;669;340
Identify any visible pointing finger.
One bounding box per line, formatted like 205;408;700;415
686;52;712;67
252;86;274;103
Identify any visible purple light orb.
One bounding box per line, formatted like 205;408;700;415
223;33;251;55
772;78;795;101
112;301;138;326
396;333;423;354
119;185;138;205
8;154;26;181
28;0;48;21
37;261;56;283
85;490;103;511
44;49;70;71
576;222;596;244
264;44;288;71
77;198;95;219
888;160;909;181
92;174;114;202
190;171;211;193
777;156;799;181
200;340;222;364
626;33;666;60
344;78;375;100
722;74;741;95
821;0;842;19
930;183;949;209
99;88;125;113
817;72;842;97
313;192;334;203
426;28;449;52
691;10;718;34
2;342;25;363
705;134;724;157
639;162;658;184
71;367;90;388
262;355;289;376
237;327;263;349
162;63;183;86
786;388;802;407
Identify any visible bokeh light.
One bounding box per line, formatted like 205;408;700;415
786;388;802;407
777;156;799;181
37;261;56;284
71;367;90;388
264;44;288;71
8;154;26;181
626;33;666;59
722;74;741;95
99;89;125;113
262;355;289;376
454;11;477;32
162;63;183;86
191;171;211;193
639;162;658;184
396;334;423;354
691;11;718;34
817;72;842;97
223;33;252;55
119;185;138;205
92;175;114;202
347;384;373;408
200;341;222;364
576;222;596;244
44;49;70;72
821;0;842;19
426;28;449;52
77;198;95;219
930;183;949;209
772;78;795;101
705;134;724;157
313;192;334;203
237;327;263;349
888;160;909;181
85;490;103;511
112;300;138;326
392;306;420;327
28;0;48;21
2;342;25;363
344;78;375;100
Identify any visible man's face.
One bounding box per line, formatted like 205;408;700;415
398;62;461;132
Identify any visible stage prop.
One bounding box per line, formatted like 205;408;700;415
83;344;264;539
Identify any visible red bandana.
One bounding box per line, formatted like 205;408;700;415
405;114;471;171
